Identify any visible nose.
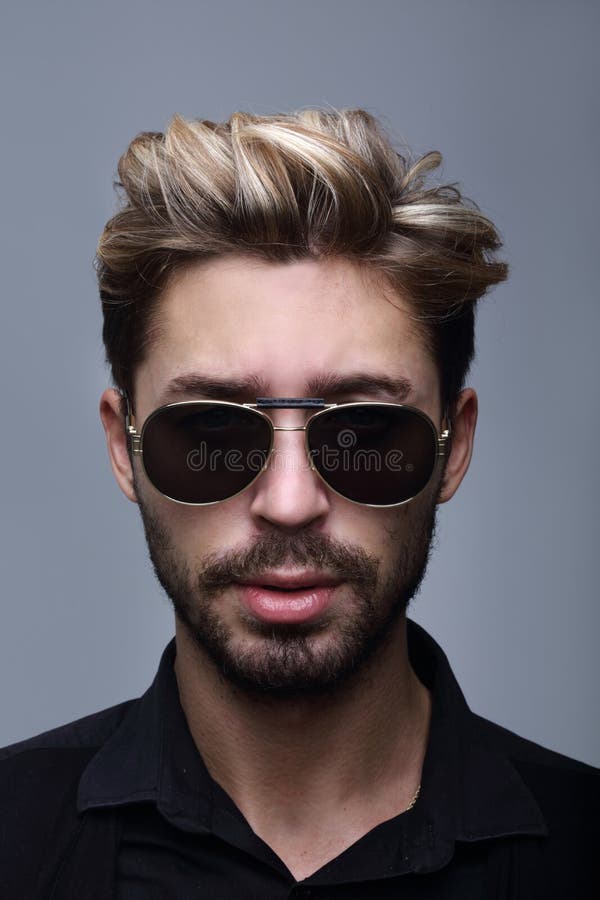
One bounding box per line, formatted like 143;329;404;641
248;424;331;530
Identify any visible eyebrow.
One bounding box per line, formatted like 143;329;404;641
159;371;414;404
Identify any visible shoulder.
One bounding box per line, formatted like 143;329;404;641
0;698;137;892
0;697;136;762
0;697;137;810
471;714;599;895
473;711;598;777
0;700;136;772
473;711;599;831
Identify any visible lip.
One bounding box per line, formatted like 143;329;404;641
236;583;340;625
236;570;343;590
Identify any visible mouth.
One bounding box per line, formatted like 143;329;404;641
238;570;342;590
235;571;343;624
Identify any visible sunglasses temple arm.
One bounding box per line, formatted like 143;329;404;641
438;406;452;457
123;393;142;453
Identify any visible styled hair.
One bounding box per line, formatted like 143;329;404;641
96;108;508;419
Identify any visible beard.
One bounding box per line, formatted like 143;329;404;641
135;477;439;701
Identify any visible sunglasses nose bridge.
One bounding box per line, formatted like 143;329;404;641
269;423;316;471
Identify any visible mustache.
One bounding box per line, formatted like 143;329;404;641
197;531;380;591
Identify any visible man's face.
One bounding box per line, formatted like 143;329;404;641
122;256;451;697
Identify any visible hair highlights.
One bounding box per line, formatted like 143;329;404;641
96;108;508;415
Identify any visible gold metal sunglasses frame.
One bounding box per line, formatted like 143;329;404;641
124;396;451;508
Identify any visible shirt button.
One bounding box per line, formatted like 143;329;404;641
294;889;312;899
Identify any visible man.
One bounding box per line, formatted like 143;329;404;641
0;109;596;898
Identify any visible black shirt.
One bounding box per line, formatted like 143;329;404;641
1;619;597;899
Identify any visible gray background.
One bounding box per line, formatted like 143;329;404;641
1;0;598;765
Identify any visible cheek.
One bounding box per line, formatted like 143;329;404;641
327;496;435;579
143;490;254;559
327;501;407;556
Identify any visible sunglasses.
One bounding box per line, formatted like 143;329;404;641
125;397;450;507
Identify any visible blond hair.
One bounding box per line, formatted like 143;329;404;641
97;108;507;414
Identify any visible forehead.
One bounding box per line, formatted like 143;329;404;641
135;255;438;408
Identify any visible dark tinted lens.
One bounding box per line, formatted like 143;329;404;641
141;403;272;503
307;404;438;505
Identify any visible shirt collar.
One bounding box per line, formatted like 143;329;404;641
78;633;213;834
404;621;548;873
78;619;548;874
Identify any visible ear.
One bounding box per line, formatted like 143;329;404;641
99;388;138;504
437;388;478;504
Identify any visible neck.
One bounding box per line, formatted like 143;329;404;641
173;615;431;843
